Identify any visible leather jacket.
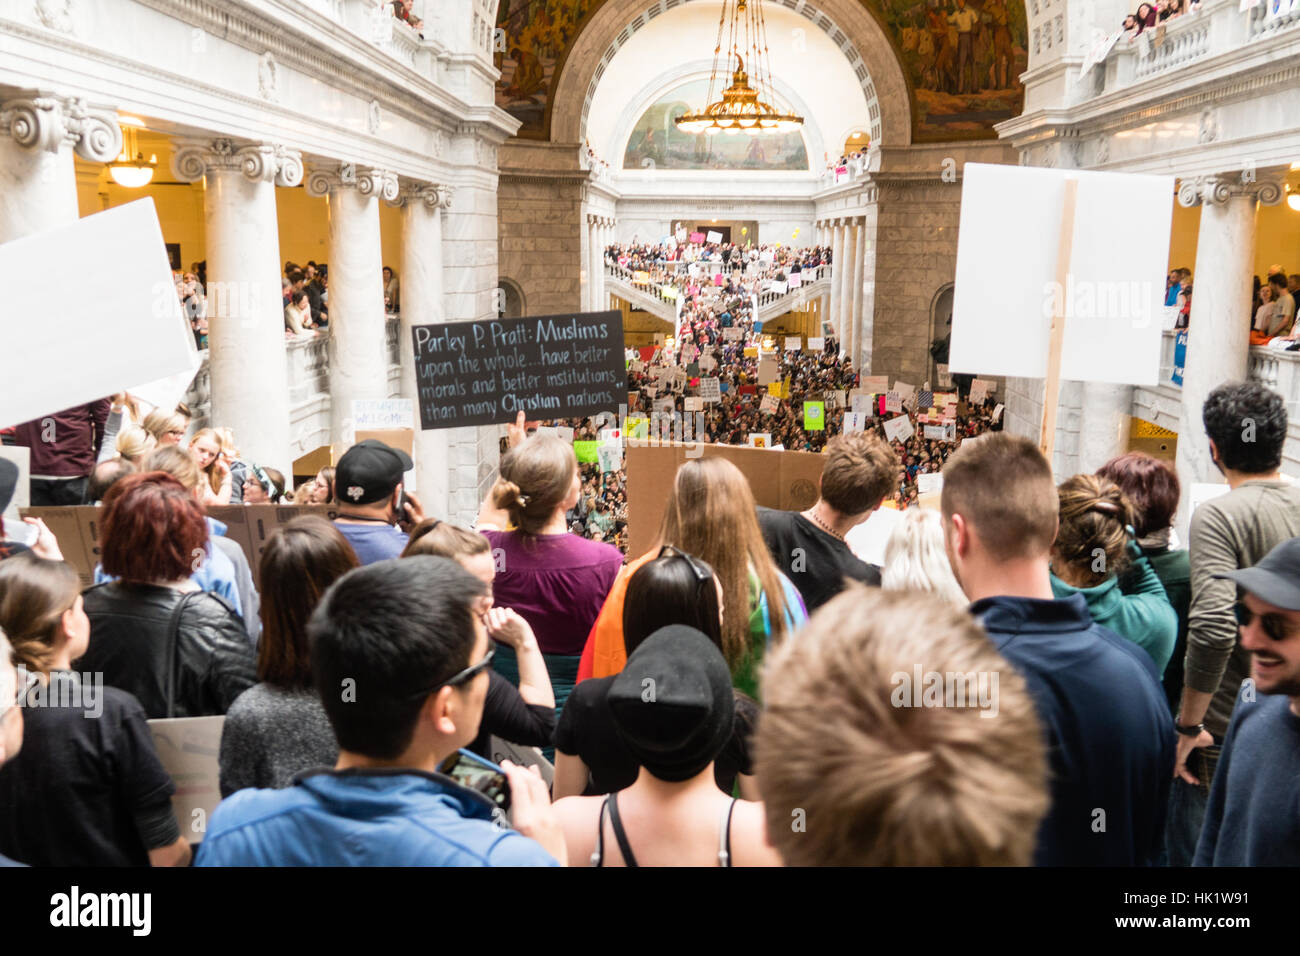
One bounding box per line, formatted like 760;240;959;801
79;582;257;719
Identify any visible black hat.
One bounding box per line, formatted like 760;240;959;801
0;458;17;514
607;625;734;783
335;439;413;506
1214;536;1300;611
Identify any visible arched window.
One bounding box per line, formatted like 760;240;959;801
497;279;525;319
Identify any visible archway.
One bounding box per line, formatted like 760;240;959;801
928;282;954;384
497;278;526;319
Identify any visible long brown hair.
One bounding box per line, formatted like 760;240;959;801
654;457;790;668
0;555;80;674
257;517;360;688
189;428;225;495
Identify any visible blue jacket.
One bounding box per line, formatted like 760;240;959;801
195;767;559;867
973;594;1173;866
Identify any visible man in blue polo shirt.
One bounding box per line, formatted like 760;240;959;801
332;439;424;565
195;557;564;866
941;434;1173;866
1194;536;1300;865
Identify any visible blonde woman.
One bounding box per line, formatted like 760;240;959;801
113;425;156;467
141;409;188;447
189;428;232;505
98;393;146;463
881;508;967;607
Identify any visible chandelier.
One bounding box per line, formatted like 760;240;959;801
674;0;803;136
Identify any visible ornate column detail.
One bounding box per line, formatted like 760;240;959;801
305;161;398;201
387;181;442;208
0;94;120;160
172;138;303;186
1177;173;1285;208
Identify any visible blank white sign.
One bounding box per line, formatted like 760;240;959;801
0;199;197;428
949;163;1174;385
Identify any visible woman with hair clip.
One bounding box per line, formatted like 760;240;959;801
475;429;623;712
400;518;556;761
219;517;357;796
0;554;191;866
1049;473;1178;674
577;456;807;699
554;548;761;801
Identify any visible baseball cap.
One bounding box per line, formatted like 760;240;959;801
335;439;413;506
607;625;735;783
1214;536;1300;611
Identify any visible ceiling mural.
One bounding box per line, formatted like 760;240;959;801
493;0;1027;144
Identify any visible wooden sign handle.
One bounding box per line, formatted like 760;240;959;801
1039;178;1079;464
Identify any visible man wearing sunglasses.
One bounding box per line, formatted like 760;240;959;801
1194;536;1300;864
195;557;564;867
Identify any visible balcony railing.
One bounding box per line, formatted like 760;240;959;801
1156;327;1300;414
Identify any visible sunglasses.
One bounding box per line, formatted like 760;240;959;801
405;647;496;699
658;544;713;594
1234;602;1300;642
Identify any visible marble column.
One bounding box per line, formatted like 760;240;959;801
1173;173;1284;537
0;94;120;242
849;218;866;371
393;180;452;515
173;139;301;473
307;163;398;445
829;221;845;347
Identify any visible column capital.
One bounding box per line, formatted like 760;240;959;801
1177;173;1285;208
172;138;303;186
388;180;454;209
0;94;120;161
304;162;399;201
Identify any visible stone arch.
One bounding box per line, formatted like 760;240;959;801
928;281;954;382
549;0;913;149
497;277;526;319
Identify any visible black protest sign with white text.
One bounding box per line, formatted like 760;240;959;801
411;311;626;429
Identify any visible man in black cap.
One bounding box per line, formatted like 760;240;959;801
1194;536;1300;865
332;439;424;565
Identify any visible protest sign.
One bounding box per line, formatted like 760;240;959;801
885;391;903;414
748;433;772;448
757;358;780;386
842;411;865;434
808;336;824;351
883;415;914;442
412;311;625;429
804;401;825;431
148;716;225;844
699;377;722;402
861;375;889;394
707;230;723;243
760;394;779;415
684;396;703;412
785;336;801;351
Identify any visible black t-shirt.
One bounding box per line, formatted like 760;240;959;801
469;670;556;759
0;673;175;866
757;507;880;613
554;676;754;795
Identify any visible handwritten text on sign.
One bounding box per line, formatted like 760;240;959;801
412;311;627;429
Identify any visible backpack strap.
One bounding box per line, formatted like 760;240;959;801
607;792;639;868
163;591;198;719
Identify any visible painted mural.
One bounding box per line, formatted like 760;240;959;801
622;81;809;171
883;0;1029;138
493;0;1028;142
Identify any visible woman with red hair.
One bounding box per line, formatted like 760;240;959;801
79;472;256;719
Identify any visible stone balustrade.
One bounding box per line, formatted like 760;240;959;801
185;315;403;465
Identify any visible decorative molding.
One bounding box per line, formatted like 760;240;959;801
1095;133;1110;165
172;138;303;186
257;52;279;103
0;94;120;161
367;100;381;136
389;180;452;208
1177;173;1286;208
34;0;76;34
1197;106;1219;145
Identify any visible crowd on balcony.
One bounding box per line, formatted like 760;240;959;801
1250;266;1299;345
1122;0;1199;35
608;238;831;304
3;375;1298;868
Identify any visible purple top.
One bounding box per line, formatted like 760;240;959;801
481;530;623;656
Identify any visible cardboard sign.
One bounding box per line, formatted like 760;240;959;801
824;390;846;409
917;473;944;497
757;358;780;386
950;163;1175;385
893;381;916;400
861;375;889;394
849;390;873;415
148;716;224;844
923;423;957;441
760;394;779;415
936;363;954;388
707;230;723;243
969;379;990;405
699;378;722;403
555;425;575;442
683;396;703;412
0;198;197;429
808;336;824;351
597;440;623;473
352;399;414;431
411;311;626;429
748;433;772;448
626;443;825;557
885;391;903;414
699;354;718;372
883;415;914;443
842;411;866;434
723;327;745;342
785;336;801;351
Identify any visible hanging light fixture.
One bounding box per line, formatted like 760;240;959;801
107;125;157;188
675;0;803;137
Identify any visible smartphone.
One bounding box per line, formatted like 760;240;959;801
439;749;511;813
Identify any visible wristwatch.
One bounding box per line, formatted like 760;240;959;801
1174;718;1205;737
